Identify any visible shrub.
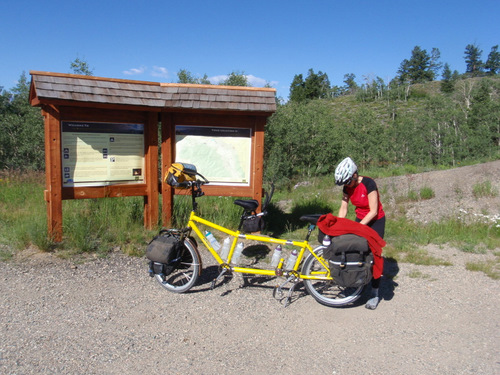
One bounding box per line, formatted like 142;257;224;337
472;180;498;198
419;186;435;200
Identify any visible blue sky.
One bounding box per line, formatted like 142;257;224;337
1;0;499;99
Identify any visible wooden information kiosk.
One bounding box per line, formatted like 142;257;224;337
29;72;276;241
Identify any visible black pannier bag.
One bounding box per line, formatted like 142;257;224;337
242;215;265;233
147;232;184;277
323;234;373;288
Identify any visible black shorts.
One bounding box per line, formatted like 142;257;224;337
355;216;385;239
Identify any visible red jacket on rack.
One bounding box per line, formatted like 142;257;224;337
317;213;386;279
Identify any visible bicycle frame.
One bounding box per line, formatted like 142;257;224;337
187;210;332;281
151;176;368;307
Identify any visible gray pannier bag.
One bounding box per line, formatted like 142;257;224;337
323;234;373;288
147;231;184;277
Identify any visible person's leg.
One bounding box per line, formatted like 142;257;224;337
365;277;381;310
356;216;385;309
354;216;385;239
368;216;385;239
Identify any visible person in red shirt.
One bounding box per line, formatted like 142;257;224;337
334;157;386;310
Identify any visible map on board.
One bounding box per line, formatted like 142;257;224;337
175;125;252;185
61;121;145;187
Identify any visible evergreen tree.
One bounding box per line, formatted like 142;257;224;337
343;73;358;94
177;69;198;83
289;74;305;102
464;43;483;77
177;69;212;84
0;73;44;170
70;57;94;76
441;63;457;93
289;69;331;102
484;45;500;75
219;71;249;86
397;46;434;84
304;69;331;99
467;80;500;157
430;48;443;78
198;74;211;85
397;58;410;83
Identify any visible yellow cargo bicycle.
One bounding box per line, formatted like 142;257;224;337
147;163;365;307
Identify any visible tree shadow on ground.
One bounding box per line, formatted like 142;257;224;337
191;258;400;309
265;202;331;239
191;244;274;293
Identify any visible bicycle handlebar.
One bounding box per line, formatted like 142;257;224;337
175;179;208;188
176;180;194;189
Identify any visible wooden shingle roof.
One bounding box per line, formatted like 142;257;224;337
29;71;276;114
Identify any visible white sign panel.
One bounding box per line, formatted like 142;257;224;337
61;121;145;187
175;125;252;185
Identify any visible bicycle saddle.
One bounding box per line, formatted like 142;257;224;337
299;214;323;225
234;199;259;211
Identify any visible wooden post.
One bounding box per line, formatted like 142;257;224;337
143;112;159;229
252;116;266;208
161;112;175;226
43;105;63;242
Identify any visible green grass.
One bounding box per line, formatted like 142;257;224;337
466;259;500;280
0;171;53;251
386;216;500;249
394;186;435;203
0;245;14;261
459;242;487;254
1;170;500;280
419;186;435;200
408;270;432;279
383;241;452;266
472;180;498;198
60;197;159;256
0;172;156;257
171;194;242;229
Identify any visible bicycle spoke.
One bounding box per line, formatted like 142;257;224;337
302;246;364;307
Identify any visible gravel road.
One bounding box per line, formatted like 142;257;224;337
2;161;500;374
1;245;499;375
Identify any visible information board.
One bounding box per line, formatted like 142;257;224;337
175;125;252;185
61;121;145;187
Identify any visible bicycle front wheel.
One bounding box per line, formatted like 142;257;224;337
302;246;364;307
154;238;200;293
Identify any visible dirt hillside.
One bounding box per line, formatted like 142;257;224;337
377;160;500;224
1;161;499;375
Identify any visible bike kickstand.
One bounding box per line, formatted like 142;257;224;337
273;275;296;306
211;267;229;290
284;279;300;308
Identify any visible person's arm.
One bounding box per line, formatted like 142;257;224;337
338;193;349;218
359;190;378;225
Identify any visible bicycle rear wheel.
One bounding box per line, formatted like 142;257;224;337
154;238;200;293
302;246;364;307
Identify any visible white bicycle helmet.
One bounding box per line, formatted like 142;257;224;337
334;157;357;186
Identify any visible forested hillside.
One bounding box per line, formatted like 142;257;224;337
0;74;45;171
264;43;499;184
265;77;500;185
1;43;499;181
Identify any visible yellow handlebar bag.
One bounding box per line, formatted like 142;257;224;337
165;163;197;188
